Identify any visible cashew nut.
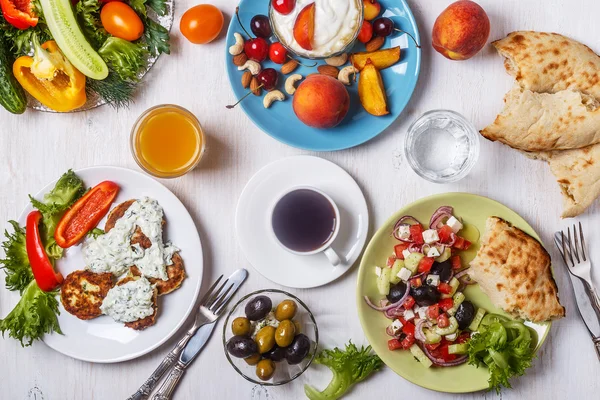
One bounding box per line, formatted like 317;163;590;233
263;90;285;109
285;74;303;95
238;60;261;75
325;53;348;67
229;33;244;56
338;66;358;85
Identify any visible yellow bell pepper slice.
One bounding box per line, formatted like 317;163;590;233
13;37;86;112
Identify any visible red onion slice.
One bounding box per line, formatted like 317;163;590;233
415;319;431;342
392;216;422;240
454;268;471;279
421;344;469;367
429;206;454;229
363;284;410;312
384;306;405;319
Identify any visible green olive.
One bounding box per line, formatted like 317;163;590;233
231;317;252;336
275;299;297;321
255;325;276;354
244;353;261;365
275;320;296;348
256;359;276;381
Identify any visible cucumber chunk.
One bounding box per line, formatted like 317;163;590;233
389;259;405;284
424;328;441;344
435;247;451;262
377;268;392;295
39;0;108;79
468;307;486;331
410;344;432;368
404;252;424;273
448;343;468;355
435;316;459;335
447;292;466;316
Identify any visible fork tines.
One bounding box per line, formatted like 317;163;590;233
555;221;587;268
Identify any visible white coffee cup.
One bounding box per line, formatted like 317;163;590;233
269;186;342;266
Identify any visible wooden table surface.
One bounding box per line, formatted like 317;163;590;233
2;0;600;398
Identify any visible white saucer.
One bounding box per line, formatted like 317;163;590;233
235;156;369;288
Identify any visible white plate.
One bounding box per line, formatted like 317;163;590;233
15;166;203;363
235;156;369;288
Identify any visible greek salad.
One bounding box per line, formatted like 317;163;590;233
364;206;485;368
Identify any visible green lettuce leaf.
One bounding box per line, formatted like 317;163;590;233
99;37;148;81
0;221;33;293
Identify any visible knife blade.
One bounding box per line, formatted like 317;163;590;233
179;268;248;365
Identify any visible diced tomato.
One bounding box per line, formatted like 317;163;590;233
403;295;415;310
424;342;441;351
387;256;397;267
437;225;453;243
438;298;454;312
456;332;471;344
394;243;409;259
426;304;439;320
400;334;415;350
402;321;415;336
410;224;424;244
451;255;462;270
417;257;434;274
453;236;471;250
388;338;403;351
437;314;450;328
438;282;452;294
410;277;422;288
430;339;457;362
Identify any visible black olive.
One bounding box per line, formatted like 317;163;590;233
430;260;452;282
264;345;286;362
285;334;311;365
386;282;408;303
455;301;476;329
245;295;273;321
410;285;441;306
226;335;258;358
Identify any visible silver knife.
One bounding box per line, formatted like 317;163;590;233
151;269;248;400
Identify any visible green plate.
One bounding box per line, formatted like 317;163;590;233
356;193;551;393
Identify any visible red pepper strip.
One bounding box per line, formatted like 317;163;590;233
54;181;120;248
0;0;38;30
26;210;63;291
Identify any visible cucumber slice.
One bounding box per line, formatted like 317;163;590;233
39;0;108;79
389;259;405;284
448;277;460;296
409;344;432;368
435;316;459;335
468;307;486;331
435;247;451;262
377;268;391;295
404;252;424;273
424;328;441;344
447;292;466;316
448;343;468;355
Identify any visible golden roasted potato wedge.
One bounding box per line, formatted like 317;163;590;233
358;59;389;116
351;47;401;71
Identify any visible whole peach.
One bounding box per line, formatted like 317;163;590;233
293;75;350;129
432;0;490;61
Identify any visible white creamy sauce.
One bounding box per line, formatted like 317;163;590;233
251;311;280;337
271;0;361;57
100;277;154;323
82;197;178;280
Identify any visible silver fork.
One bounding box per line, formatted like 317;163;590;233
127;269;248;400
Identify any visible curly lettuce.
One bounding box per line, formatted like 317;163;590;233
99;37;148;81
0;221;33;293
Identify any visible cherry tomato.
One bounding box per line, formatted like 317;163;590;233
180;4;224;44
269;42;288;64
101;2;144;41
272;0;295;15
357;20;373;43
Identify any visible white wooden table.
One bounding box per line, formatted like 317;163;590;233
2;0;600;398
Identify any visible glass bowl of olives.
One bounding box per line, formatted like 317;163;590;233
223;289;319;386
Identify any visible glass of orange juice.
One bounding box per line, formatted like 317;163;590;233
130;104;205;178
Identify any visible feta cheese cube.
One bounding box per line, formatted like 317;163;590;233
398;225;411;240
397;267;412;282
426;274;440;287
390;319;404;335
403;308;415;321
422;229;439;244
417;306;427;320
402;249;412;259
445;332;459;341
375;266;382;277
446;216;463;233
427;246;440;258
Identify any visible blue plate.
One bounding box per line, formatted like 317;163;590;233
225;0;421;151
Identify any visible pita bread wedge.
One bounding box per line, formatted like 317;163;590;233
481;84;600;151
470;217;565;323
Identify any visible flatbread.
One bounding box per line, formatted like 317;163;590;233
469;217;564;322
493;31;600;99
481;84;600;151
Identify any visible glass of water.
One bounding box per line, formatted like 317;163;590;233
404;110;480;183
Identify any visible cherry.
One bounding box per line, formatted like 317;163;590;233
272;0;295;15
357;20;373;43
269;42;288;64
245;38;269;62
373;17;394;37
251;15;272;38
257;68;278;91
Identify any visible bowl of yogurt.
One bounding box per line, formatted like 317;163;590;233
269;0;364;59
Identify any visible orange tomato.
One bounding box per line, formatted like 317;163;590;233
180;4;224;44
100;2;144;41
